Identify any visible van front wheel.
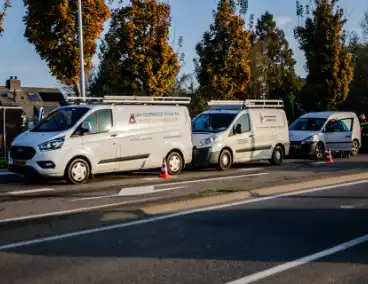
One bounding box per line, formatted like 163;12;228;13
269;146;284;166
65;158;90;184
217;149;232;171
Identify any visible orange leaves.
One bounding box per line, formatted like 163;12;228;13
23;0;110;95
0;0;11;37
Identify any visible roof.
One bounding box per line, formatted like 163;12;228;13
301;112;356;119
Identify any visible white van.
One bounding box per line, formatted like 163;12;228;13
289;111;361;159
191;100;290;170
8;96;193;184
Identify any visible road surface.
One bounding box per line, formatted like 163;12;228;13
1;179;368;284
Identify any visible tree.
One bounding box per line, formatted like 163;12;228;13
294;0;354;111
91;0;179;97
342;12;368;114
23;0;110;96
0;0;10;37
194;0;251;100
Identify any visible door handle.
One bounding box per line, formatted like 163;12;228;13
249;134;253;138
111;134;118;137
345;135;351;138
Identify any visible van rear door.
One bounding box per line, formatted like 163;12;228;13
324;117;353;153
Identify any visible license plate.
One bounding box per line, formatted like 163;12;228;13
13;160;26;167
292;145;301;149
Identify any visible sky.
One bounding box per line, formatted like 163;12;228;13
0;0;367;88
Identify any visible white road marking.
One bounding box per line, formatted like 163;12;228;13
7;188;55;195
0;197;162;226
235;168;264;172
309;161;328;165
340;202;368;209
73;186;188;201
225;234;368;284
141;177;161;181
118;185;188;196
0;171;14;176
0;179;367;251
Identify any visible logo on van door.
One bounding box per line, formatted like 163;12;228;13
129;113;136;124
259;113;264;124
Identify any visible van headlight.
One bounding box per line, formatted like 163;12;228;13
199;135;221;147
301;136;316;145
38;137;65;151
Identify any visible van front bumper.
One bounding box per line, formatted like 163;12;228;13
192;147;220;166
8;148;67;177
289;141;317;157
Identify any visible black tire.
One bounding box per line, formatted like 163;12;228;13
269;145;284;166
217;149;232;171
314;142;325;160
352;139;359;156
65;158;90;184
166;151;184;175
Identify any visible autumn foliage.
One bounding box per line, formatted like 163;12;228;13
23;0;110;96
91;0;179;96
295;0;354;111
0;0;10;37
194;0;251;100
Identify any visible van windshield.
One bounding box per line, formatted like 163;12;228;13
289;117;327;131
32;107;90;132
192;113;237;133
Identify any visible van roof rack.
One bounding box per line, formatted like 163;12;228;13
207;99;284;110
67;96;191;105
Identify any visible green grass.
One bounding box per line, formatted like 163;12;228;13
200;188;237;196
0;159;8;169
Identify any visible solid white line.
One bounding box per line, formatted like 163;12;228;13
0;197;162;226
7;188;55;195
0;179;367;251
225;234;368;284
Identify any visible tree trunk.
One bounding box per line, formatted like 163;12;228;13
73;80;81;97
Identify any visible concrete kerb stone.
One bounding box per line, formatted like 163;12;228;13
141;172;368;215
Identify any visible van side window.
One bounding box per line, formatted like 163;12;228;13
325;119;352;133
82;110;113;134
233;114;251;134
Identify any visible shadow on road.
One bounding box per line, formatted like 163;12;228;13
3;202;368;265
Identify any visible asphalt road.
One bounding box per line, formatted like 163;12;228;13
1;179;368;284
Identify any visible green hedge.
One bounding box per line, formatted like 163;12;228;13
0;160;8;169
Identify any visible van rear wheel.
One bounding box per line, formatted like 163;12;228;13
352;140;359;156
217;149;232;171
166;152;184;175
65;158;90;184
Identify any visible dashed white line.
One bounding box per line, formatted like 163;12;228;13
0;179;367;251
225;234;368;284
7;188;55;195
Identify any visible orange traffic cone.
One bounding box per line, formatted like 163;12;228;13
326;148;334;163
159;157;171;179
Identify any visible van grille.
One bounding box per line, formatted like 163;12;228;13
10;146;36;160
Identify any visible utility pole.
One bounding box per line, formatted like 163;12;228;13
77;0;86;100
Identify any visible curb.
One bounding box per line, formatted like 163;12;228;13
141;172;368;215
